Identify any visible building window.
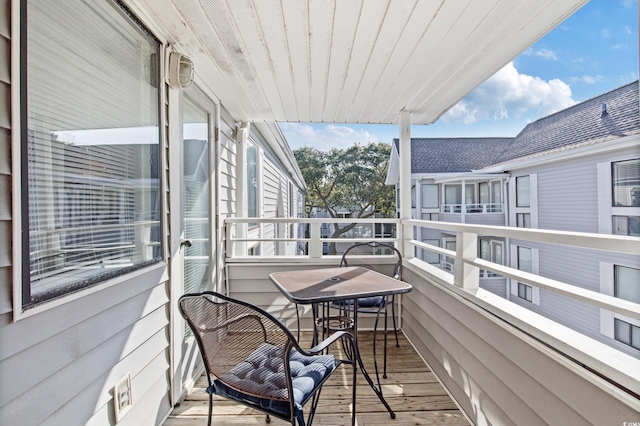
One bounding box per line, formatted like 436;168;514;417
614;265;640;304
421;184;438;209
21;0;162;308
510;245;539;304
599;262;640;351
516;176;530;207
518;282;533;302
612;159;640;207
479;238;503;277
614;319;640;350
247;142;258;226
517;213;531;228
444;184;462;212
612;216;640;236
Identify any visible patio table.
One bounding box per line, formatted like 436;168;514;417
269;266;413;421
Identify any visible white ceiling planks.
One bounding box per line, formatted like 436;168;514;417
133;0;588;125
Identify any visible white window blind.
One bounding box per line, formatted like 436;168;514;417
612;158;640;207
23;0;162;307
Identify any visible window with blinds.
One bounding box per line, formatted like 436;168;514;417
22;0;162;307
612;158;640;207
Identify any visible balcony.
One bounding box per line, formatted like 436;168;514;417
439;203;506;226
166;332;469;425
190;217;640;424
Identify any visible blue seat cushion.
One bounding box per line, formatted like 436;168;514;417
334;296;384;308
210;342;336;420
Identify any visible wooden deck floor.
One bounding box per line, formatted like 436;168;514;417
165;331;469;425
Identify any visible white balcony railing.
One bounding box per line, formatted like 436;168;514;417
224;216;640;403
441;203;504;213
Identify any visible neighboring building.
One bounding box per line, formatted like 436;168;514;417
386;80;640;357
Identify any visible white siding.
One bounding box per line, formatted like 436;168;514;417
401;263;639;425
506;146;640;359
0;0;11;317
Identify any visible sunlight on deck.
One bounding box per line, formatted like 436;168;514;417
165;331;469;425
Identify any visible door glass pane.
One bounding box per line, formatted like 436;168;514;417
445;185;462;204
479;183;489;204
465;184;476;204
183;96;210;296
491;181;502;204
492;243;503;264
516;176;530;207
421;184;438;208
480;239;490;260
247;143;258;222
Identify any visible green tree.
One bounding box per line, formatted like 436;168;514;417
294;143;396;252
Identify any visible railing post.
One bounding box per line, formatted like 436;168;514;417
402;221;414;260
454;231;479;291
309;222;321;258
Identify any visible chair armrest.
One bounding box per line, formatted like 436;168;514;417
307;330;353;355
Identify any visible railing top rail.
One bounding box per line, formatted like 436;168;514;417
225;217;401;224
406;219;640;256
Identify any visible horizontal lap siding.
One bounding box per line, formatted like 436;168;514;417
401;265;639;425
0;267;172;425
0;0;11;317
512;148;640;359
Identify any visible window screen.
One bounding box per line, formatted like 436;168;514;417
22;0;162;307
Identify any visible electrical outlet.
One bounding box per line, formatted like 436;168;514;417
113;373;132;422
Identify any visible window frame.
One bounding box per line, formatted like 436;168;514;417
510;174;538;228
421;183;439;209
510;245;540;305
15;0;165;315
600;261;640;351
598;158;640;234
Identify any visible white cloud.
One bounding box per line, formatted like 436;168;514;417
535;48;558;61
523;48;557;60
620;0;638;8
571;74;605;84
442;62;576;125
279;123;380;151
611;43;627;50
624;25;632;35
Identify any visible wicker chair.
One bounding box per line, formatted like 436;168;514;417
179;291;355;426
331;241;402;379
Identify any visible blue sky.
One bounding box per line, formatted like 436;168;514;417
280;0;638;151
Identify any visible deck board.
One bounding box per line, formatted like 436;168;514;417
164;332;469;425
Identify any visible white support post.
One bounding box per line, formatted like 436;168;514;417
399;110;413;259
309;222;322;258
454;231;479;291
235;122;250;256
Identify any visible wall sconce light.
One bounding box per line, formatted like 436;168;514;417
168;52;194;88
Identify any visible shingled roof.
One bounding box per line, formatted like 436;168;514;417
394;80;639;174
393;137;512;173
